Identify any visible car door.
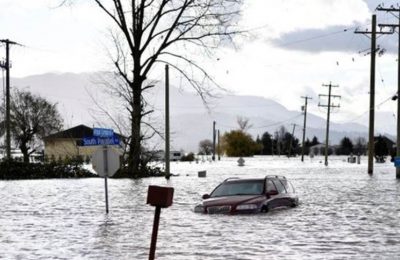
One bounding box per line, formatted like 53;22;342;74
265;178;281;210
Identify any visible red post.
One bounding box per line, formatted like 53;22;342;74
149;206;161;260
146;186;174;260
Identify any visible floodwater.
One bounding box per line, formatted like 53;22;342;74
0;156;399;259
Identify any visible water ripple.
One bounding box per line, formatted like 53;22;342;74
0;156;399;259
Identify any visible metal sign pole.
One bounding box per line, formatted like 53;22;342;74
103;146;109;214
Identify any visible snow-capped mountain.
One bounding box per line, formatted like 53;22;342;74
5;72;391;152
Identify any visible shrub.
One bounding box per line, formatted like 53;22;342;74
0;159;97;180
181;152;195;162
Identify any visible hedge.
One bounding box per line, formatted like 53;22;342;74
0;160;97;180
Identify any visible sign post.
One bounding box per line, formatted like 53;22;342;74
147;185;174;260
81;127;121;213
103;146;109;213
92;146;121;213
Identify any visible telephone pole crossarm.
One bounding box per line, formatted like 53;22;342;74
378;23;399;28
376;6;400;13
354;29;394;35
319;94;341;98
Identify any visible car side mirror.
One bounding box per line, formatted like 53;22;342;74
267;190;278;196
202;194;210;199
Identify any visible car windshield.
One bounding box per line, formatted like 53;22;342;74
210;180;264;197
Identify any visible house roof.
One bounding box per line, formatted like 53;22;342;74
44;124;125;140
374;135;395;145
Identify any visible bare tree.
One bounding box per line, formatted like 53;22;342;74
274;126;287;157
61;0;242;175
0;89;63;162
237;116;252;132
199;139;213;155
354;136;367;155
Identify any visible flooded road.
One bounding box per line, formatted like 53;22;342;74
0;156;399;259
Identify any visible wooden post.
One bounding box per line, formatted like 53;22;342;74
149;206;161;260
212;121;216;161
217;129;221;160
5;41;10;159
368;15;377;175
165;65;170;179
103;146;109;214
397;15;400;178
301;96;311;162
324;84;332;166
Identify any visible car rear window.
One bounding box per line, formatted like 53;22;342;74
272;179;286;194
211;180;264;197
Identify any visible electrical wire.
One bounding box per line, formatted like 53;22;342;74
276;28;352;48
217;113;303;131
338;92;397;124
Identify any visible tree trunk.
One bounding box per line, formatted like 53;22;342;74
128;77;143;176
20;143;29;163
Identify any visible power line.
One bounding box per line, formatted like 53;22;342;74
276;28;351;48
251;113;303;129
217;113;303;130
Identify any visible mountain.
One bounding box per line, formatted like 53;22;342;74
5;72;388;152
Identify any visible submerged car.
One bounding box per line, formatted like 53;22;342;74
194;176;298;214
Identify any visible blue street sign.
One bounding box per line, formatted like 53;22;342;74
394;157;400;167
83;136;120;146
93;128;114;138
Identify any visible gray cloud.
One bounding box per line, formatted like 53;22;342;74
271;0;400;55
271;24;398;55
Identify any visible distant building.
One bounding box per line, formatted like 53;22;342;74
309;144;337;156
153;150;184;161
374;135;395;151
43;124;124;161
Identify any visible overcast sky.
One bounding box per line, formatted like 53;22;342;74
1;0;400;123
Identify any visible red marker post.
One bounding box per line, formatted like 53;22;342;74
147;185;174;260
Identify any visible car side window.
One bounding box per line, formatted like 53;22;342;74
272;179;286;194
280;179;292;193
266;179;276;193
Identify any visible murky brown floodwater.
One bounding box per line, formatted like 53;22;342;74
0;156;399;259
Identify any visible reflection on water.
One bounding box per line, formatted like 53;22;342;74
0;156;399;259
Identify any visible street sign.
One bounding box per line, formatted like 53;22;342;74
92;146;122;177
83;136;120;146
93;128;114;138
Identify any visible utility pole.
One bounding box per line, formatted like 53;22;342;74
376;5;400;178
165;65;170;179
301;96;312;162
319;82;340;166
0;39;18;160
212;121;216;161
288;123;297;157
355;15;392;174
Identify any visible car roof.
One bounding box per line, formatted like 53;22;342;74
223;176;287;183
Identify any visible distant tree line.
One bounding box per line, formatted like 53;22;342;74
254;126;314;156
196;118;395;159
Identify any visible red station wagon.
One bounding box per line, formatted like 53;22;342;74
194;176;299;214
